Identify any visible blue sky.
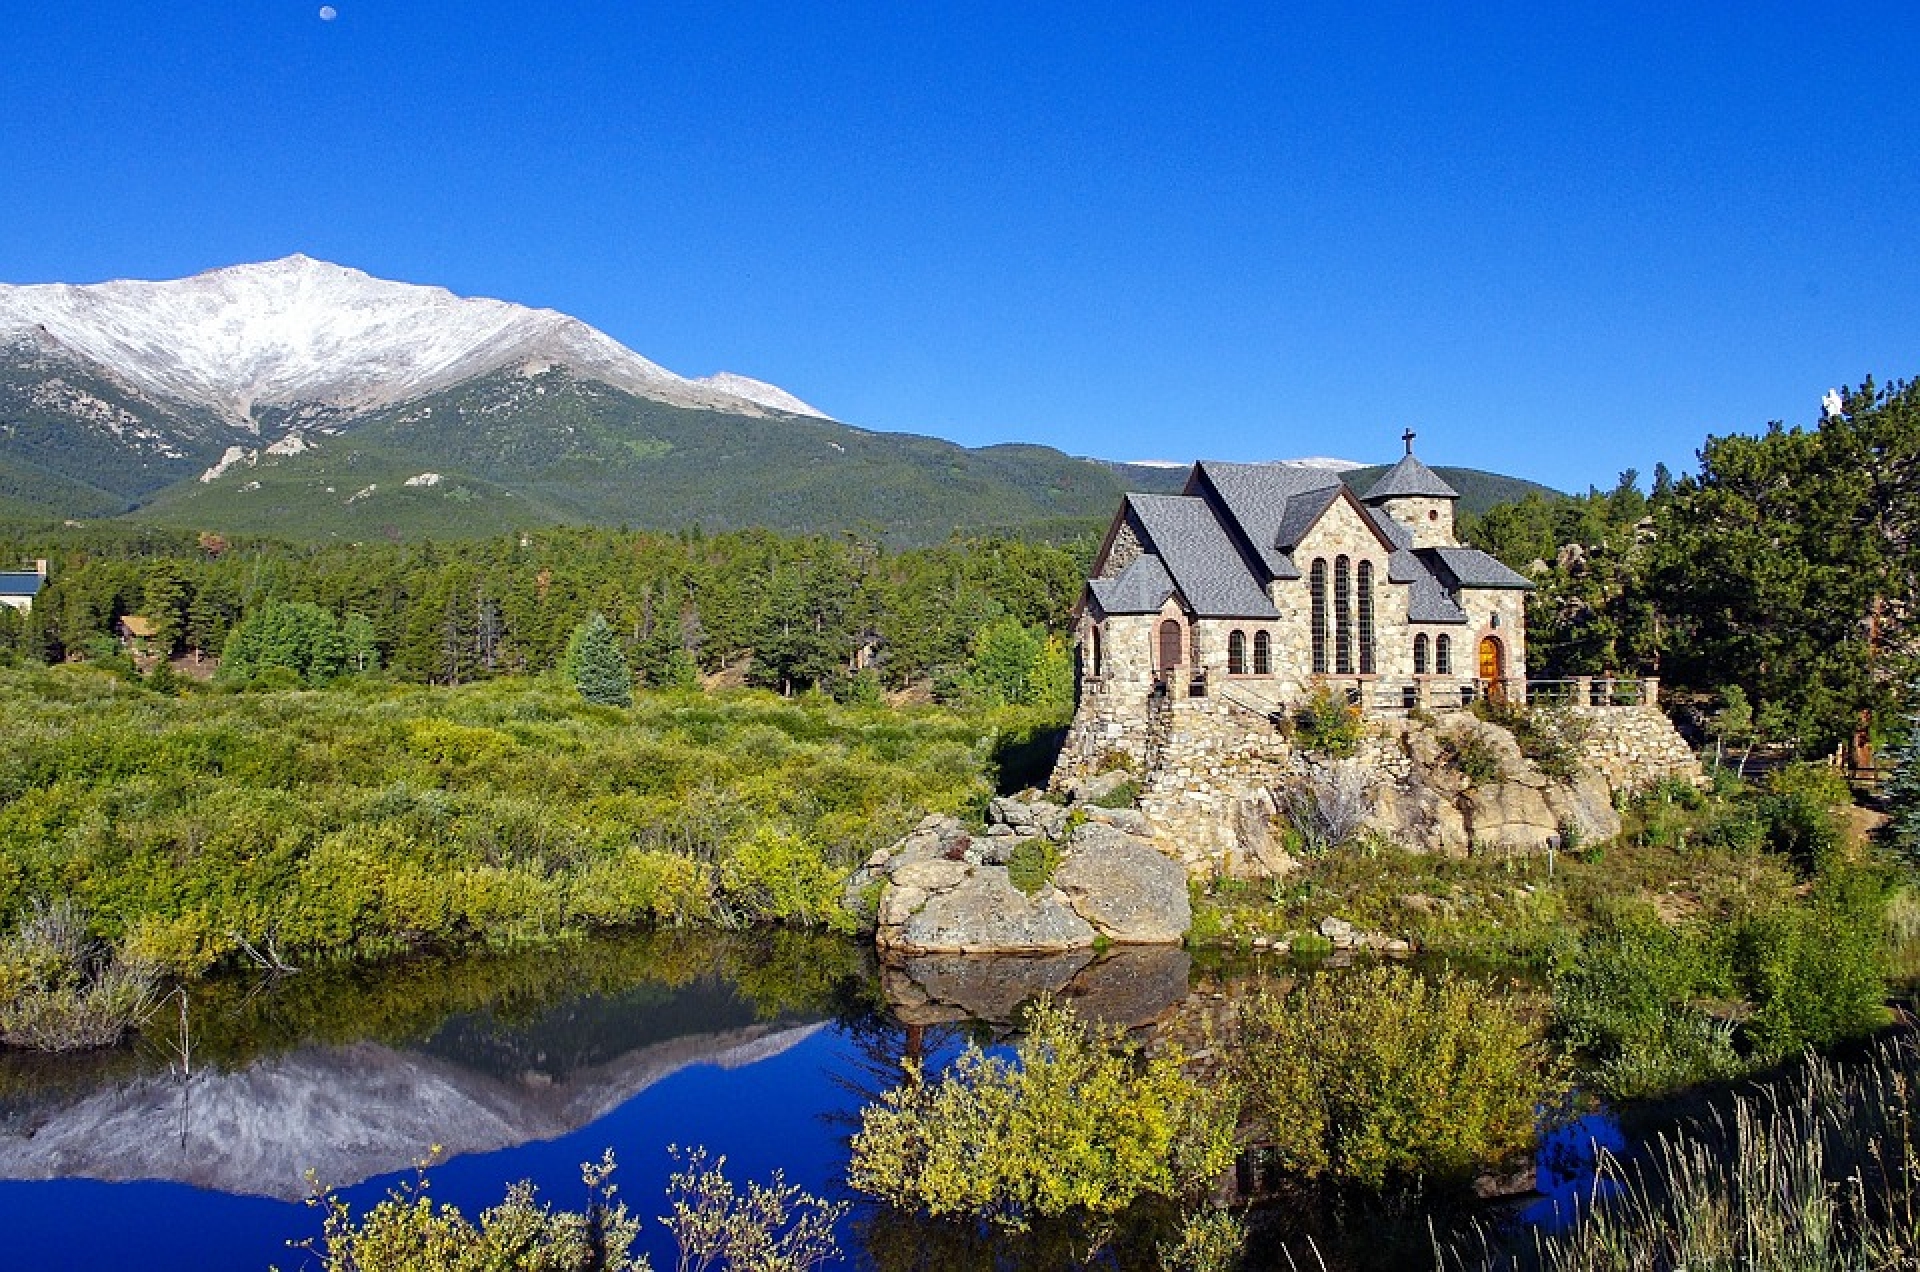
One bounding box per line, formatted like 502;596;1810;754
4;2;1916;492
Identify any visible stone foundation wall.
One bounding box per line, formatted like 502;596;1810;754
1569;704;1703;792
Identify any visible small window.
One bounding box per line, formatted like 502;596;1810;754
1228;629;1247;675
1090;625;1103;677
1436;634;1452;676
1414;632;1429;675
1253;630;1271;675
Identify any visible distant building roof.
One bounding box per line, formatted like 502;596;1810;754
0;572;45;598
119;615;160;639
1361;452;1460;502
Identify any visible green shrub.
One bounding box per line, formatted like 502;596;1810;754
1551;905;1740;1099
1233;964;1564;1188
1090;779;1139;809
1005;837;1063;896
0;898;159;1052
847;998;1238;1227
1473;698;1588;780
1444;730;1506;786
1732;868;1890;1062
1756;763;1848;875
1292;684;1364;757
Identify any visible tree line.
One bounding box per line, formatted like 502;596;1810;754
1463;375;1919;762
0;524;1090;708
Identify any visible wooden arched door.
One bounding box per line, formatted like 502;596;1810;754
1157;619;1184;672
1478;636;1506;701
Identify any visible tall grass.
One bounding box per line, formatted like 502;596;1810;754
1447;1036;1920;1270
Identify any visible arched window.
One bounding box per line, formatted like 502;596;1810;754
1334;555;1353;675
1158;619;1183;672
1253;630;1271;675
1414;633;1429;675
1228;630;1247;675
1436;634;1452;675
1309;560;1328;674
1090;625;1103;677
1357;560;1376;675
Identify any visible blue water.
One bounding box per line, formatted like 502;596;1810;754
0;937;1613;1270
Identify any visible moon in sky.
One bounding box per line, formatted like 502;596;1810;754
318;5;337;19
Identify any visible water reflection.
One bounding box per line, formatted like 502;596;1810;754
0;931;868;1201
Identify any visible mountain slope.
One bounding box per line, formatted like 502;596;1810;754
135;367;1139;542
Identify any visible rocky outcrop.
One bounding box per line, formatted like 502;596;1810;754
852;797;1192;955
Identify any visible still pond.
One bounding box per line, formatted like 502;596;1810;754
0;931;1606;1270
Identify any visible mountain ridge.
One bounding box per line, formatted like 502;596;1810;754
0;258;1563;544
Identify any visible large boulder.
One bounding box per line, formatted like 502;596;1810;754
1054;822;1192;944
882;865;1097;955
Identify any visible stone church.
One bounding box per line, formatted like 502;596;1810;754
1061;439;1534;775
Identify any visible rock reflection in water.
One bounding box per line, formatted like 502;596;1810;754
881;944;1192;1030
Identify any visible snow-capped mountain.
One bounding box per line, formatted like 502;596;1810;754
0;255;829;431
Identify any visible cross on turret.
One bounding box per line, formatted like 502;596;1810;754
1402;428;1416;455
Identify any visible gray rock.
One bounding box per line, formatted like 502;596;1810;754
890;858;971;893
1054;823;1191;944
1318;916;1355;943
884;867;1096;954
1069;770;1135;805
1083;805;1151;835
990;795;1070;840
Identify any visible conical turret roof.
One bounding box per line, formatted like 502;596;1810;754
1361;434;1459;502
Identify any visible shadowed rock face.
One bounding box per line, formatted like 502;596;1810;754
0;1020;821;1201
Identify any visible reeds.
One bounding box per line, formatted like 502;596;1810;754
1447;1036;1920;1270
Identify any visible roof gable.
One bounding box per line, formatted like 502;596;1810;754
1127;493;1278;618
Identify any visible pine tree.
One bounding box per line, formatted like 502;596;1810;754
565;612;632;707
1886;680;1920;867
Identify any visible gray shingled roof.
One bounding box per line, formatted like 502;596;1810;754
1407;569;1470;623
0;572;44;597
1087;553;1176;615
1362;453;1459;502
1127;494;1278;618
1188;462;1345;580
1418;547;1535;591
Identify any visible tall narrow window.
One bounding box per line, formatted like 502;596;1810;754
1414;633;1429;675
1228;630;1247;674
1253;631;1271;675
1436;634;1452;675
1309;560;1328;674
1357;560;1376;675
1158;619;1183;672
1090;625;1103;677
1333;555;1353;675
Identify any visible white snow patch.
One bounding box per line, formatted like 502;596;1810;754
402;472;443;488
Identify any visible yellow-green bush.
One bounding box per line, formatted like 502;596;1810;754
1234;964;1563;1188
848;999;1238;1227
